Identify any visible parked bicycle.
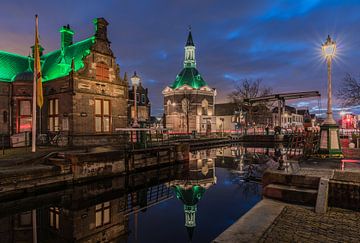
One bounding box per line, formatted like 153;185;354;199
38;127;66;146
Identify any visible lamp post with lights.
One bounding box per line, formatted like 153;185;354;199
131;71;140;128
319;35;342;157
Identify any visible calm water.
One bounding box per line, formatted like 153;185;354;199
0;146;264;243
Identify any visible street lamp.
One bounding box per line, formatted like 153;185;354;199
319;35;342;157
322;35;336;125
131;71;140;127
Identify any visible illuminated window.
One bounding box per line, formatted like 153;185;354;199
95;202;111;227
49;207;60;230
95;99;111;132
48;99;59;131
167;100;171;114
17;100;32;133
201;99;208;116
182;98;190;114
96;62;109;81
19;211;32;226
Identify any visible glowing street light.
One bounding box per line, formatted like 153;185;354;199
319;35;342;157
322;35;336;125
131;71;141;127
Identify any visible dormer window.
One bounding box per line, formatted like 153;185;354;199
96;62;109;81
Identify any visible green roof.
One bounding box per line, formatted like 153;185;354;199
0;51;32;82
171;67;208;89
0;36;95;82
173;185;206;206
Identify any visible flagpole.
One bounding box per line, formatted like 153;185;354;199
31;15;38;153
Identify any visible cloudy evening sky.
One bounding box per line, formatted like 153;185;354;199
1;0;360;117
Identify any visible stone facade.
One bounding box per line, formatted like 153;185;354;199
0;17;128;146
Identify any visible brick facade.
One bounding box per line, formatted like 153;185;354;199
0;18;129;147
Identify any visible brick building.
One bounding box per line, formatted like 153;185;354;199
0;18;128;146
162;30;216;134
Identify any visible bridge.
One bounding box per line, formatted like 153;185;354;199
244;91;321;128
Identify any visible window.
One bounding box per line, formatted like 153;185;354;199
3;111;7;123
136;93;140;103
182;99;190;114
141;94;145;103
96;62;109;81
49;207;60;230
201;99;208;116
17;100;32;132
167;100;171;115
19;211;32;226
95;99;111;132
48;99;59;131
95;202;110;227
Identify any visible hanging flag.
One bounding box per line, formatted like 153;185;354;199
34;14;43;108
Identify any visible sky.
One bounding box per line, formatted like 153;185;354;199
1;0;360;117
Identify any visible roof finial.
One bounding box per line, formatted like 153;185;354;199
188;25;191;32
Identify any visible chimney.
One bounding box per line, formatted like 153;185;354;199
60;24;74;49
93;18;109;42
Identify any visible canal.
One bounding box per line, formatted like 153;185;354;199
0;146;276;243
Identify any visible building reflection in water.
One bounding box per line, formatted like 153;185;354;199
170;149;217;241
0;147;266;243
0;165;186;243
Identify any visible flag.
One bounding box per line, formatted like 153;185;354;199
34;14;43;108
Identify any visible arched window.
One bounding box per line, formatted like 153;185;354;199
167;100;172;114
182;98;190;114
201;99;208;115
96;62;109;81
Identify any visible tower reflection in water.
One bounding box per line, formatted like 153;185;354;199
171;149;217;241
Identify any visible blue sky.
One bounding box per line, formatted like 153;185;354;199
1;0;360;117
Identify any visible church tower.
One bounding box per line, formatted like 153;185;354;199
162;28;216;134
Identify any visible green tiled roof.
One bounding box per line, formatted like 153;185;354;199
171;67;208;89
0;51;33;82
173;185;206;206
41;37;95;81
0;36;95;82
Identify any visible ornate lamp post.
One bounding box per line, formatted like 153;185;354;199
131;71;140;128
319;35;342;157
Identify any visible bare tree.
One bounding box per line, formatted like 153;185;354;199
228;79;273;125
228;79;272;103
337;73;360;106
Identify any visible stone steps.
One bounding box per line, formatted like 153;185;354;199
263;183;318;206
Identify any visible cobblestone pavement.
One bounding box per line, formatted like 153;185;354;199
259;206;360;243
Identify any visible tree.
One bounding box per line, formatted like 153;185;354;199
337;73;360;106
228;79;273;126
229;79;272;103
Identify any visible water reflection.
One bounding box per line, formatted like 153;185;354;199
171;150;217;241
0;146;267;243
